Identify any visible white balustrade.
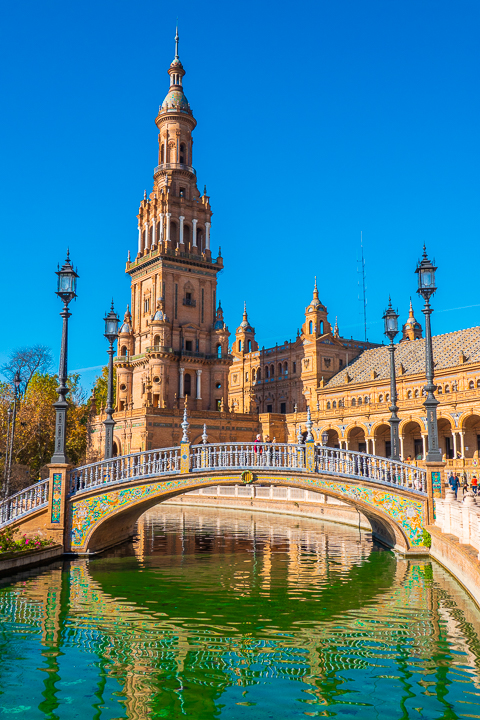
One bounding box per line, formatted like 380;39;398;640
0;480;49;527
434;493;480;555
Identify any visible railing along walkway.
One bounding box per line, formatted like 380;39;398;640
0;480;49;528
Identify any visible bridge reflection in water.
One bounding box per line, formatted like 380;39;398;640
0;507;480;719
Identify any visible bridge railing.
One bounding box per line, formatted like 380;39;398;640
69;446;181;495
189;442;426;494
0;480;49;527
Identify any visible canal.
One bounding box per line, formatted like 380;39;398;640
1;506;480;718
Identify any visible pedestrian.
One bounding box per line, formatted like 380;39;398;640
449;473;460;499
462;475;468;497
265;435;272;464
254;434;262;464
472;476;478;495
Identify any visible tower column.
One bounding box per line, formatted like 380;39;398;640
179;367;185;398
196;369;202;399
166;213;171;243
205;222;211;251
179;216;185;247
160;213;164;242
144;222;149;250
152;218;156;247
192;218;197;247
138;224;143;254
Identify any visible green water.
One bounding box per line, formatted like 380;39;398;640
1;507;480;719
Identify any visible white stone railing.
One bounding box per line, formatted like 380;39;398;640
69;446;181;496
434;491;480;555
182;484;342;505
0;480;49;528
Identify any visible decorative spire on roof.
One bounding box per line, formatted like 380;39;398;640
174;23;179;61
333;316;339;338
214;301;226;330
401;298;423;342
310;276;321;309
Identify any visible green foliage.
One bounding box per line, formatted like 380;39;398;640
90;366;116;411
422;529;432;548
0;527;54;554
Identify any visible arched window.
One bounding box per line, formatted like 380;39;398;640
326;401;331;409
319;320;324;334
351;398;356;407
477;380;480;389
265;366;269;379
170;221;178;246
217;344;222;359
437;386;443;394
445;385;450;393
364;396;369;404
245;372;249;381
121;345;128;357
238;340;242;351
252;368;256;382
379;394;384;402
284;361;288;375
407;390;412;399
332;400;337;409
469;380;475;389
161;144;165;163
180;143;186;164
153;336;160;349
309;320;313;334
358;397;362;406
197;227;203;250
414;389;420;398
248;340;252;352
278;363;283;376
386;393;390;401
184;372;192;396
270;364;275;377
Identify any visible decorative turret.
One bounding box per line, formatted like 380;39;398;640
149;299;171;349
303;278;330;337
401;299;423;341
234;303;257;354
212;302;230;358
117;306;134;357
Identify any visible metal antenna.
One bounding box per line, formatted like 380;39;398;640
357;231;367;342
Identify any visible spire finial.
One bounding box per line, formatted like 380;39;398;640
409;297;414;315
202;423;208;444
333;316;339;338
181;400;189;442
313;276;319;300
243;301;247;320
175;23;179;60
306;407;313;441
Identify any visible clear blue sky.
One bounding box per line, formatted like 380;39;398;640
1;0;479;392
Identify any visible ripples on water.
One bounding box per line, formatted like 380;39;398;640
1;507;480;718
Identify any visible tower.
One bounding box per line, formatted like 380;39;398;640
401;299;423;342
303;278;331;337
233;304;258;354
117;29;231;416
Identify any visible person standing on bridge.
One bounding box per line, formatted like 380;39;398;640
254;434;263;465
472;475;478;495
449;473;460;499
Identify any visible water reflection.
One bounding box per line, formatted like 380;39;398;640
0;507;480;719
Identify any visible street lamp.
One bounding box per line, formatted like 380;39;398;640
104;301;119;459
51;252;78;464
383;299;400;461
3;371;21;498
416;245;442;462
321;431;329;446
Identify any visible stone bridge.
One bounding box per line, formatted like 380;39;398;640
0;427;442;554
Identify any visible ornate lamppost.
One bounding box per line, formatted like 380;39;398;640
383;299;400;460
416;246;442;462
103;302;120;459
3;370;21;498
321;430;329;447
51;253;78;464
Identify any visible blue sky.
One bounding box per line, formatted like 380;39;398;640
1;0;479;392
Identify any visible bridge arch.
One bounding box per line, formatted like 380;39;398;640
68;470;426;556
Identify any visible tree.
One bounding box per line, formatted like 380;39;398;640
91;366;116;411
1;346;53;395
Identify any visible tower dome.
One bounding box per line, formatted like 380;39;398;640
160;27;192;116
401;299;423;341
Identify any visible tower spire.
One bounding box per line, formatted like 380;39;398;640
174;23;179;60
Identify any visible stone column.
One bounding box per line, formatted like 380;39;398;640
179;367;185;398
152;219;156;247
192;218;198;247
422;434;427;460
138;225;143;254
205;222;211;251
196;369;202;399
371;437;376;455
179;215;185;247
399;435;404;461
166;213;171;243
144;222;149;250
460;431;465;459
160;213;165;242
453;432;458;458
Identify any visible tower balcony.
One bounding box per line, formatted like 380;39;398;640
154;162;196;176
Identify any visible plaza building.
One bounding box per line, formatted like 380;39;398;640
87;33;260;458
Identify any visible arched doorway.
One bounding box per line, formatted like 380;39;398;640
401;421;424;462
374;424;391;458
438;418;454;459
348;427;366;453
463;414;480;459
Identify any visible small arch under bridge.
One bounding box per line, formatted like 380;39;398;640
0;442;433;555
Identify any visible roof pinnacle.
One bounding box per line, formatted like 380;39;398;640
175;23;179;60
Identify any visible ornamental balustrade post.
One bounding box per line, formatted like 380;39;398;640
425;460;446;524
305;407;315;473
47;462;71;548
180;405;191;474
